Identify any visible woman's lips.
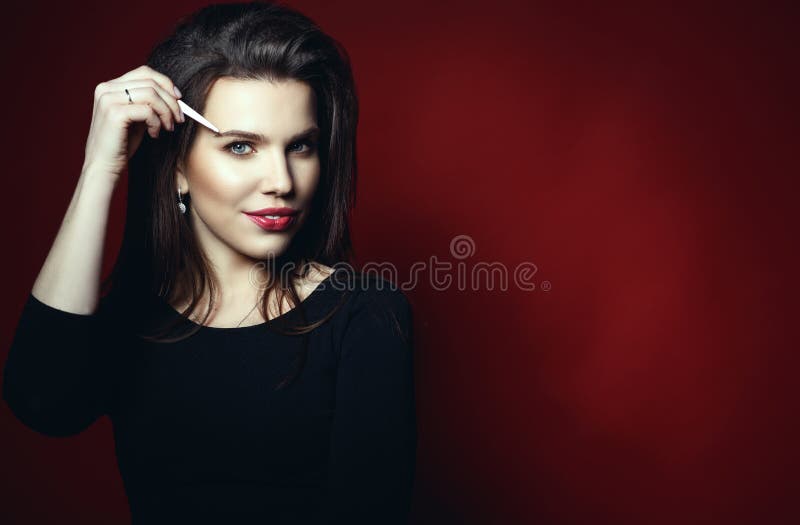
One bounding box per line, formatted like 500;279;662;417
243;213;297;232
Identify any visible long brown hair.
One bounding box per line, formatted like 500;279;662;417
101;1;360;390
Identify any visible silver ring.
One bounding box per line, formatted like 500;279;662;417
125;88;133;104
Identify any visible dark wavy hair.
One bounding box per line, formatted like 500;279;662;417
101;1;361;390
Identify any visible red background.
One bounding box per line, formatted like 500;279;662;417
1;1;798;523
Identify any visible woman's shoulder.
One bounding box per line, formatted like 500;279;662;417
330;271;413;354
324;268;409;305
298;263;337;298
335;271;412;333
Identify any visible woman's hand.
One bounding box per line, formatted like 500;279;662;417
82;64;185;185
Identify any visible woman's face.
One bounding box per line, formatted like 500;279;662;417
176;77;321;268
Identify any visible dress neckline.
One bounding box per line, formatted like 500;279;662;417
156;268;339;331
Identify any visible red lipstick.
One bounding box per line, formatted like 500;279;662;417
243;207;299;232
244;207;298;216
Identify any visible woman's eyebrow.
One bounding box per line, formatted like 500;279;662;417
212;125;320;142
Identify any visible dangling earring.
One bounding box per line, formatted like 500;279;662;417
177;188;187;214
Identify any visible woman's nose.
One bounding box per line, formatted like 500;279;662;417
258;150;293;195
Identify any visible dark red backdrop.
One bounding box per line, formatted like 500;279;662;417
1;1;797;523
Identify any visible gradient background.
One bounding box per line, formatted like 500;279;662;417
1;1;797;523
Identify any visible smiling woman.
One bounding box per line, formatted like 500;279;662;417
175;78;322;271
2;1;416;524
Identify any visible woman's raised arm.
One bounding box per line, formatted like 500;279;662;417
2;65;183;436
31;64;183;314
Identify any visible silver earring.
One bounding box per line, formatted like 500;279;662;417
177;188;187;214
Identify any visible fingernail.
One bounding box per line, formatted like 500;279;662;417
174;86;182;98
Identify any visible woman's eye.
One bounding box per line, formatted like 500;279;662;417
224;140;316;157
288;140;317;154
226;142;254;156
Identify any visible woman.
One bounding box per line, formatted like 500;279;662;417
2;2;416;524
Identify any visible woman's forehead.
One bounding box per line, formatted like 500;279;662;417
202;77;317;132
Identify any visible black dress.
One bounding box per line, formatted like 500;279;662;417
2;269;417;524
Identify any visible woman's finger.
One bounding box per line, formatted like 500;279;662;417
99;91;163;138
110;64;182;101
105;84;176;133
104;77;184;125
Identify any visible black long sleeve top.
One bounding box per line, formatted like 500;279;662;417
2;270;417;524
